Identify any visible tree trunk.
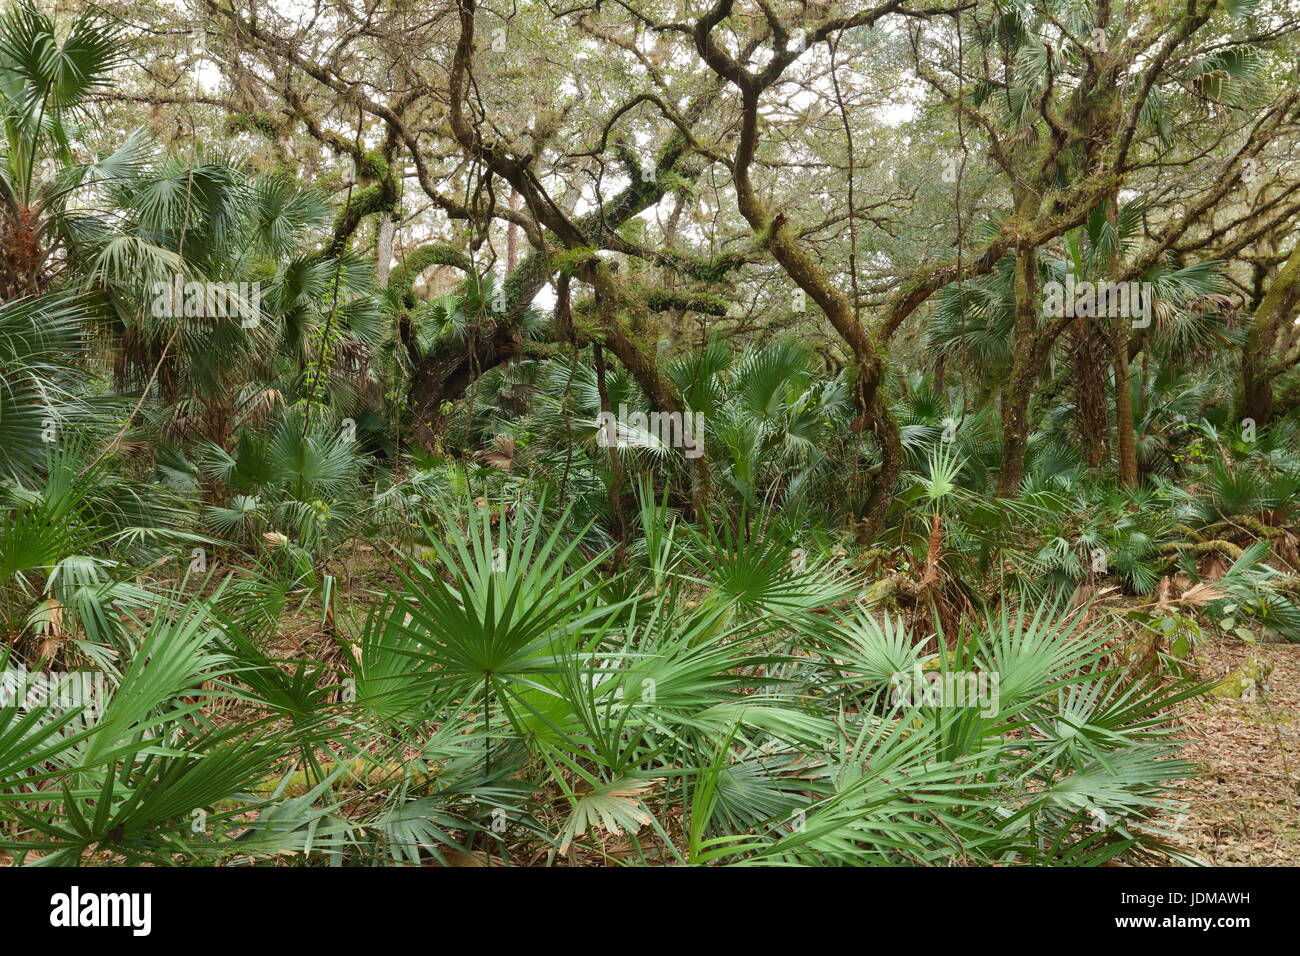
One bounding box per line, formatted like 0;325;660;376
1071;320;1108;469
858;393;903;540
1113;320;1138;486
506;190;520;273
593;341;628;566
585;259;712;517
1106;194;1139;487
996;245;1040;497
375;216;395;289
1242;241;1300;425
407;323;524;449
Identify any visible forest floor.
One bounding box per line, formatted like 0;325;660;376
1173;636;1300;865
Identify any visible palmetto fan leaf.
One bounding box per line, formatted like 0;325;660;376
248;174;329;258
1188;45;1268;109
666;336;732;414
0;5;123;115
0;593;307;865
124;160;245;256
684;512;855;620
374;500;619;705
0;291;91;480
555;777;657;855
203;493;264;540
925;258;1015;370
82;233;183;291
265;413;361;498
749;713;995;866
55;127;156;198
809;606;925;689
0;5;122;220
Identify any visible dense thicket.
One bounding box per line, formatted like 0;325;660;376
1;0;1298;866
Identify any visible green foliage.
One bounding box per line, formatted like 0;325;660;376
5;0;1300;870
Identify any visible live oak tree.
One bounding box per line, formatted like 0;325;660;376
98;0;1300;515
